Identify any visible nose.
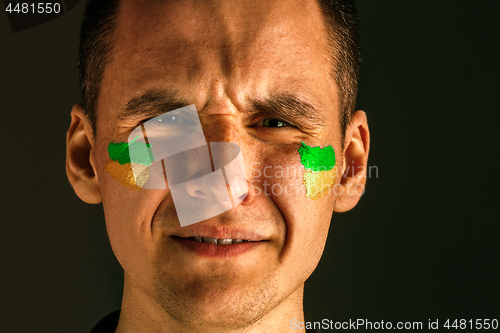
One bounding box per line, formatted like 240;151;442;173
200;113;241;143
185;176;253;204
184;171;233;203
184;145;256;206
183;115;256;206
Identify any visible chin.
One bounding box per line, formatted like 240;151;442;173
152;268;280;329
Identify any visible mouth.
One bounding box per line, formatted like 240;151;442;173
180;236;255;244
171;236;265;258
170;225;269;258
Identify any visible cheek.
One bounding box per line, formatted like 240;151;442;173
255;145;334;266
256;146;336;222
96;150;167;277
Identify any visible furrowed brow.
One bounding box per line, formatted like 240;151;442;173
249;94;327;129
118;90;191;121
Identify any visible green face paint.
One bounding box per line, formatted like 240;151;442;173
108;135;155;166
106;136;155;190
298;142;335;172
298;142;337;200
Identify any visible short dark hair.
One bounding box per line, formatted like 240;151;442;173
318;0;360;148
78;0;120;138
78;0;360;145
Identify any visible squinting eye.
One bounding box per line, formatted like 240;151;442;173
262;118;288;128
155;114;179;124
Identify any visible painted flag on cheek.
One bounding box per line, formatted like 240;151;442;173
298;142;337;200
105;136;154;190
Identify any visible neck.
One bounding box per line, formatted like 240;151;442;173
115;273;305;333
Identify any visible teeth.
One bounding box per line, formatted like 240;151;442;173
202;237;218;245
218;238;233;245
190;237;251;244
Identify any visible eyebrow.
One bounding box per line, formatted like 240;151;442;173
248;94;327;130
118;90;191;121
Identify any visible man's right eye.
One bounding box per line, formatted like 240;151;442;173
154;114;180;124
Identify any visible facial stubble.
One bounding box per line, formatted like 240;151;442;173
150;211;284;330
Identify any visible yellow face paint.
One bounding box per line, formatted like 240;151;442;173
298;142;337;200
302;167;338;200
105;160;150;191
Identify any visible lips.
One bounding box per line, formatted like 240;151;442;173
171;225;266;243
170;225;268;258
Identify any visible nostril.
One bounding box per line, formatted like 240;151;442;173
195;190;206;198
237;180;256;205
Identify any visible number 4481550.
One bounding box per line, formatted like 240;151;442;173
444;319;498;330
5;3;61;14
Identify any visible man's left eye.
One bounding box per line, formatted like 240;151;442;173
260;118;290;128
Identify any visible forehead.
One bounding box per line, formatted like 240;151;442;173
100;0;336;124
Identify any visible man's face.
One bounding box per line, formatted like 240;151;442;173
92;0;345;328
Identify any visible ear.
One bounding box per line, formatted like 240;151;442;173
334;110;370;212
66;104;102;204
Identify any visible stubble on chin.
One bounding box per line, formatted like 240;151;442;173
151;252;281;330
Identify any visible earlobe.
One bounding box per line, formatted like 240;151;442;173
334;110;370;213
66;104;102;204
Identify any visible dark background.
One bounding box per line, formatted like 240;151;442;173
1;1;499;332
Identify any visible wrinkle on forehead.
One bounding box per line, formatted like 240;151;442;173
115;0;329;77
